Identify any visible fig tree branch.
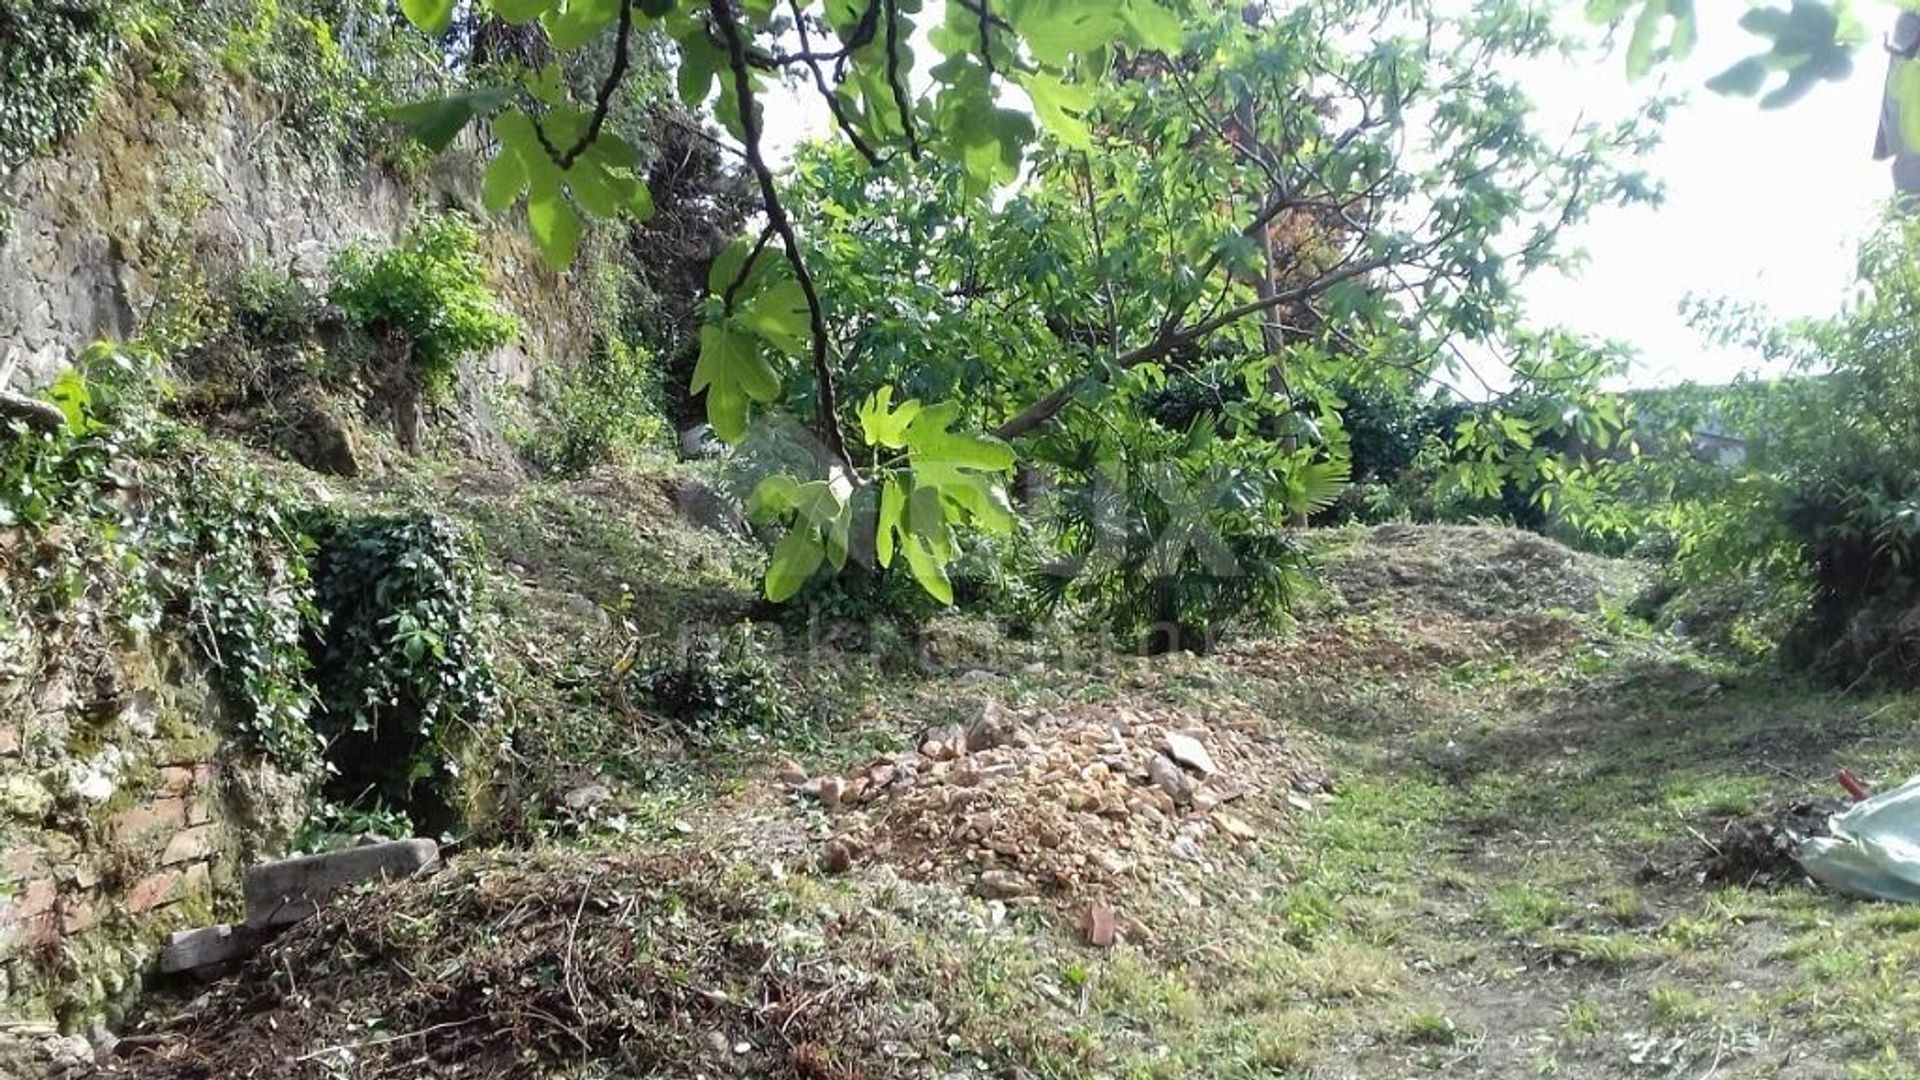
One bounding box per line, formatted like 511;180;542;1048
710;0;858;477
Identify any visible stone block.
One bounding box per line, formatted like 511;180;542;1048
243;839;440;928
61;897;97;935
127;863;207;915
160;825;216;866
158;923;264;973
8;878;56;921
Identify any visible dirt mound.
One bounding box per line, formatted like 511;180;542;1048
105;851;902;1079
1315;524;1632;621
786;699;1328;921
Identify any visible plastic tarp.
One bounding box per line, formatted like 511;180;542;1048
1797;778;1920;902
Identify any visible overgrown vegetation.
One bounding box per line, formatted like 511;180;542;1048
307;514;499;824
0;0;117;169
330;212;518;406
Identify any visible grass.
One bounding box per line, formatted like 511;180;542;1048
114;498;1920;1079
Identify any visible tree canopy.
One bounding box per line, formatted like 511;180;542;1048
383;0;1886;609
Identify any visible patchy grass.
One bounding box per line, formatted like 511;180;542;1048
108;521;1920;1078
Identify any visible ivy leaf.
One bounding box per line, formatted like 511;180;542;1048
765;525;825;601
400;0;456;34
527;188;583;267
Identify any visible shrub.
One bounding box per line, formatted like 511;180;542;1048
306;514;499;824
1659;218;1920;683
629;624;787;739
330;213;518;404
516;337;669;476
0;0;116;169
1032;428;1339;653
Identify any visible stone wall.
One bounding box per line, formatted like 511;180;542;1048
0;635;308;1033
0;70;593;402
0;65;597;1043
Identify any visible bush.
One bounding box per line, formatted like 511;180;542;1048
0;0;116;169
307;514;499;824
629;624;787;739
330;213;518;404
1659;218;1920;684
515;337;669;476
1032;428;1336;653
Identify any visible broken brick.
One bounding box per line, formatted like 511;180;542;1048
111;797;187;845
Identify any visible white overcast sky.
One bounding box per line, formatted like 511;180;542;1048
1522;4;1895;388
760;4;1900;390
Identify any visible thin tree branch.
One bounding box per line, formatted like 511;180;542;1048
533;0;635;169
790;0;883;167
710;0;858;477
993;253;1395;440
883;0;922;159
722;223;778;313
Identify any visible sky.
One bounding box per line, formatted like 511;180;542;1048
1516;7;1895;388
761;3;1900;392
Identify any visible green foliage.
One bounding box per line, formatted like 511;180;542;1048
1035;425;1335;653
122;0;451;160
504;240;677;475
330;213;519;403
1642;219;1920;683
2;345;325;765
383;0;1678;611
0;0;116;168
628;623;788;738
307;514;500;815
155;445;324;763
514;336;669;475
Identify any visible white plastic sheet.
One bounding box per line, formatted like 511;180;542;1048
1798;777;1920;902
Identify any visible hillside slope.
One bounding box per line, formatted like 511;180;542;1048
91;514;1920;1079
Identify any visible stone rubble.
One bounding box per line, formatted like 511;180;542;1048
781;698;1323;910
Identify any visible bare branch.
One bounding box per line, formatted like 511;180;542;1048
883;0;921;159
790;0;883;167
994;253;1396;440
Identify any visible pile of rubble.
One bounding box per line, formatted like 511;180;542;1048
782;699;1329;914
